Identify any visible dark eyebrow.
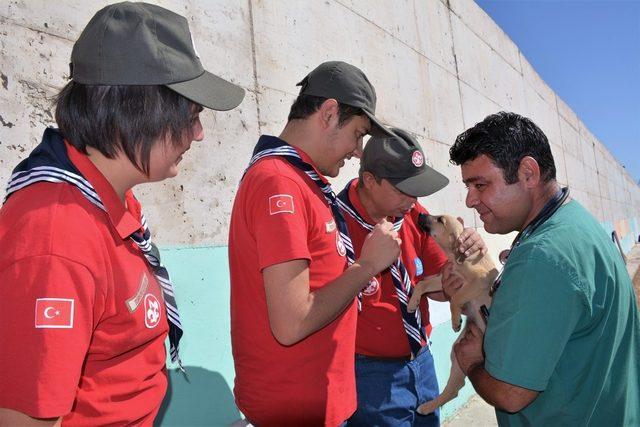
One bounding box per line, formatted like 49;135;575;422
462;176;483;185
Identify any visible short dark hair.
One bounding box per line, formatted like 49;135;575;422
55;81;198;175
449;111;556;184
287;94;364;127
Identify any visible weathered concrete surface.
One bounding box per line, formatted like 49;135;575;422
1;0;638;247
3;1;638;422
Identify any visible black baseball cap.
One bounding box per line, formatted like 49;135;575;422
296;61;393;137
70;2;245;111
361;127;449;197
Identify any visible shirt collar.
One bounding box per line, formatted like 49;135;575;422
66;141;142;239
258;135;330;185
294;145;330;185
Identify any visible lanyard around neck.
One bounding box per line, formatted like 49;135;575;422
491;186;570;296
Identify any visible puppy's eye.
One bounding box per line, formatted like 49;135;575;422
437;216;444;224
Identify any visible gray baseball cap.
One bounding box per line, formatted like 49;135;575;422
361;127;449;197
296;61;393;137
70;2;245;111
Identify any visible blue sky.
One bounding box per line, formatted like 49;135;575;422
476;0;640;184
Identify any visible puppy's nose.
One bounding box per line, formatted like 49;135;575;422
417;213;432;234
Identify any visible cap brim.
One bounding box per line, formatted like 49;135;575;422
390;165;450;198
167;71;245;111
362;110;396;138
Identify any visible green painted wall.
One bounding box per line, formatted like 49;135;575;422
154;246;474;426
155;246;239;426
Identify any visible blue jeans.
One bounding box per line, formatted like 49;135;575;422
346;347;440;427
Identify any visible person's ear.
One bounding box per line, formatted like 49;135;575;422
518;156;541;188
317;98;339;130
361;171;377;189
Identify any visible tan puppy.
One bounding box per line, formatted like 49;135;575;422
407;213;498;415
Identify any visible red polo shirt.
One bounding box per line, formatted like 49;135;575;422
342;179;448;358
0;142;168;425
229;141;356;426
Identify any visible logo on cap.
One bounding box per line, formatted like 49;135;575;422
411;151;424;168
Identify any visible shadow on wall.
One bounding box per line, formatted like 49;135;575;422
155;367;241;426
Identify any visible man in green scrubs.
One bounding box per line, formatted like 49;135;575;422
448;111;639;426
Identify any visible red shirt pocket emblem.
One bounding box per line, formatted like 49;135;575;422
362;277;380;296
35;298;74;329
269;194;294;215
144;294;161;329
336;232;347;257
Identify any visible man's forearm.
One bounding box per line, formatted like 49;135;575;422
264;259;375;346
302;260;376;329
467;364;539;413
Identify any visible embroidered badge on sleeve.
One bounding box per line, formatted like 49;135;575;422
35;298;74;329
269;194;294;215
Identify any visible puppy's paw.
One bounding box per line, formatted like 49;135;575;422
452;317;462;332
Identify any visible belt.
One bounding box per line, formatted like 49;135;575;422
355;353;413;362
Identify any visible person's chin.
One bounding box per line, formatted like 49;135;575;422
160;166;180;181
482;219;509;235
168;167;179;178
478;214;492;231
320;166;339;178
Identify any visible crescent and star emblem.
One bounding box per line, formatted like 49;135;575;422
44;307;60;319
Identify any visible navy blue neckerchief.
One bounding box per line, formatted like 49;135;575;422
4;128;184;369
337;179;426;356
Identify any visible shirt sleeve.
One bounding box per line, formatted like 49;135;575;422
246;172;311;270
484;252;585;391
0;255;98;418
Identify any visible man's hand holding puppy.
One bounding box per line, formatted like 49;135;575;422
454;321;485;375
454;217;488;259
440;219;487;302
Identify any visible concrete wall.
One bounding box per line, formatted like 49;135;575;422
1;0;638;424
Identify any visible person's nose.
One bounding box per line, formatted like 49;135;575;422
465;189;477;208
351;138;364;159
192;116;204;142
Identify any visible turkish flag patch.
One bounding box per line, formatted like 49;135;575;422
269;194;294;215
35;298;74;329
